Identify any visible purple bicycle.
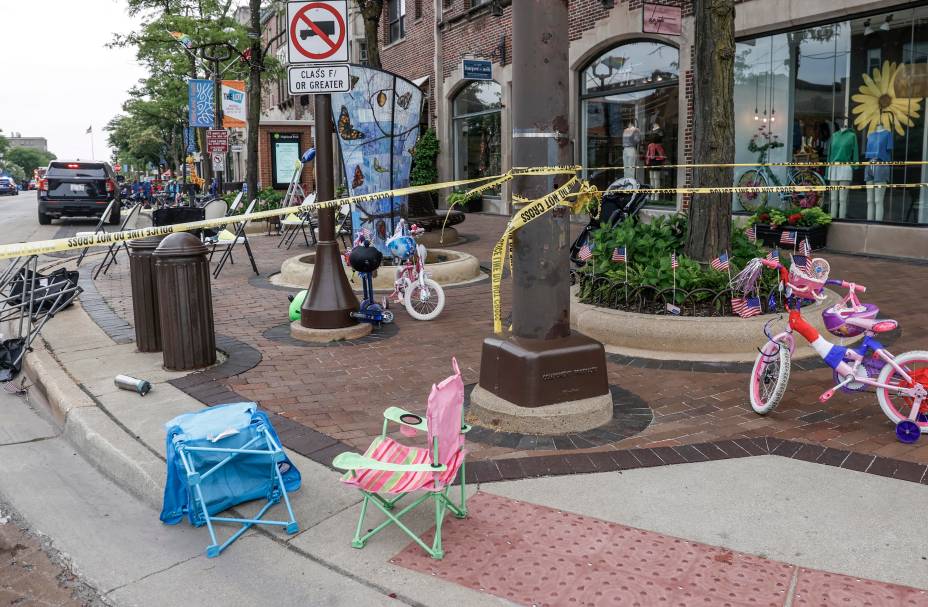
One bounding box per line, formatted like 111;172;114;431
747;258;928;444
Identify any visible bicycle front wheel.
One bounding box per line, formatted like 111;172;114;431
736;170;768;212
876;351;928;432
749;339;791;415
404;278;445;321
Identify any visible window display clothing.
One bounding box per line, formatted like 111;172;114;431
622;126;641;180
864;127;892;221
645;142;667;200
826;128;858;218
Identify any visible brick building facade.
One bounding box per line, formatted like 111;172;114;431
371;0;927;258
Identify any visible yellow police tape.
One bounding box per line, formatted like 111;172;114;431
490;177;578;334
577;159;928;171
4;163;928;336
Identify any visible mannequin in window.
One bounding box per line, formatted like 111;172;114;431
825;119;857;219
645;123;666;200
864;118;893;222
622;120;641;180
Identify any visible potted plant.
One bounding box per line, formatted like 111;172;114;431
749;205;832;249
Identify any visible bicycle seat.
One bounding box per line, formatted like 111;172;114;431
844;316;897;333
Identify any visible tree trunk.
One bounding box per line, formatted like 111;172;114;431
685;0;735;262
246;0;262;200
358;0;384;69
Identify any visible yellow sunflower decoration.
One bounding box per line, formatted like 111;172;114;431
852;60;923;135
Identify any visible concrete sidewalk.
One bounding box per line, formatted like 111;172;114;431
9;291;927;605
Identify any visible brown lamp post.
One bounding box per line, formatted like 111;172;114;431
471;0;611;434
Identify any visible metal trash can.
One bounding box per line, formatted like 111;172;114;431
153;233;217;370
128;235;165;352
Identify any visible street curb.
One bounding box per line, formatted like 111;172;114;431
24;341;164;511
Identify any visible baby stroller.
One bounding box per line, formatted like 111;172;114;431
570;177;650;266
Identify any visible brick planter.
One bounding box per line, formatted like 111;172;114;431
754;223;829;250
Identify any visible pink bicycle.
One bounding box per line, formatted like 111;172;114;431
384;221;445;321
748;258;928;443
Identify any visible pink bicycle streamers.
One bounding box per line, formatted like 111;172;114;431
730;257;765;295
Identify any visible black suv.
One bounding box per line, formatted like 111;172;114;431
38;161;121;225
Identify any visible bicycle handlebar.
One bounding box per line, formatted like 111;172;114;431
825;279;866;293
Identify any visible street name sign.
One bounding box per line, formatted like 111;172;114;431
206;129;229;154
287;1;349;64
462;59;493;81
288;64;350;94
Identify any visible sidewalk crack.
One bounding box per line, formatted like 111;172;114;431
102;552;200;596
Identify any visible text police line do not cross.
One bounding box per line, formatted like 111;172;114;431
288;64;350;94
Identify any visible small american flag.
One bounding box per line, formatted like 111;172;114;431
799;238;812;256
578;242;593;261
766;249;779;261
671;252;679;269
746;226;757;242
780;230;797;245
710;252;730;271
792;254;813;274
732;296;762;318
612;246;626;263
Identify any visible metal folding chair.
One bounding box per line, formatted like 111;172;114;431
210;198;259;278
93;203;143;279
75;199;118;267
0;256;82;382
161;402;301;558
278;193;318;250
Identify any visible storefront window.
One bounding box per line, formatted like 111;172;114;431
452;81;502;190
734;6;928;225
580;41;679;207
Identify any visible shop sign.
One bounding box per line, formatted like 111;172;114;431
642;3;682;36
463;59;493;81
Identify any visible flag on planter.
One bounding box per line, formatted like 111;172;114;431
780;230;797;245
612;246;626;263
799;238;812;256
710;252;730;271
578;242;593;261
766;249;779;261
732;296;761;318
670;252;679;269
746;226;757;242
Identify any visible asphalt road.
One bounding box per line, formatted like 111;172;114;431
0;190;108;248
0;191;108;605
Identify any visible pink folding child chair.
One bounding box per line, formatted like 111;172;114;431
332;358;469;559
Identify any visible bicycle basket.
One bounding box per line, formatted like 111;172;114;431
787;258;828;300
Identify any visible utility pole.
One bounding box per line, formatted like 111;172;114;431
300;93;359;328
201;43;233;195
471;0;611;433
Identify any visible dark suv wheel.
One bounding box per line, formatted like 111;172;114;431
38;209;51;225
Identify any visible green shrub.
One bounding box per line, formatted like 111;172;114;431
584;214;775;300
410;128;439;187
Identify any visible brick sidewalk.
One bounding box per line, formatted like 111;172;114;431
91;213;928;477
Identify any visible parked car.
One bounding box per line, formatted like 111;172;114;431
37;161;121;225
0;177;18;196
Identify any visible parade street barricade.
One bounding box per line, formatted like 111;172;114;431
160;402;301;557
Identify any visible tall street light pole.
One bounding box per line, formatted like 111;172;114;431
472;0;611;433
300;93;359;328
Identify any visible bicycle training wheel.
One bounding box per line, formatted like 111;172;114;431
876;351;928;437
749;339;791;415
736;170;768;212
404;278;445;321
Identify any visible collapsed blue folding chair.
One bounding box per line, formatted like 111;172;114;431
160;402;301;557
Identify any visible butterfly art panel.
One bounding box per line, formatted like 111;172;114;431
331;66;423;255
